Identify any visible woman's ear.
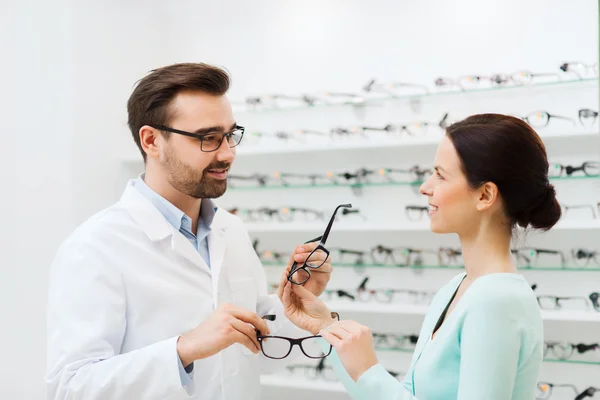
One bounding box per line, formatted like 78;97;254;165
475;182;499;212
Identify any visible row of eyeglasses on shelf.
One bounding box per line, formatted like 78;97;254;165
266;276;600;312
228;160;600;188
281;358;599;399
246;109;598;143
229;200;600;224
238;61;598;108
255;242;600;268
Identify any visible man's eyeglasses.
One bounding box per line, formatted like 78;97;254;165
150;124;244;152
287;204;353;285
256;313;339;359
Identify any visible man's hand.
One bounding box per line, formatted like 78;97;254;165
176;304;270;366
288;242;332;297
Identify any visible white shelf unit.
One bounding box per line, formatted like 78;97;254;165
260;375;345;393
319;302;600;323
242;219;600;233
229;74;600;399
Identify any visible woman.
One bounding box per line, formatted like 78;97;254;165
278;114;561;399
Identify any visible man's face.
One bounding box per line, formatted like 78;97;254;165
159;90;237;199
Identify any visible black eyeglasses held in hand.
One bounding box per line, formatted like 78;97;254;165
150;124;245;152
287;203;353;285
256;313;339;359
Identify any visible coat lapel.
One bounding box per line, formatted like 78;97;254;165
208;214;228;307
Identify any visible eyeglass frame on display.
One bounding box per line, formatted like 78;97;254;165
543;341;600;360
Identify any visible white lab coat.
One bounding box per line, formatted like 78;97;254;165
46;180;307;400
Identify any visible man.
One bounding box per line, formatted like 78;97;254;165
46;63;332;400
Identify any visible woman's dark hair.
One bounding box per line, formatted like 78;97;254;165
446;113;561;231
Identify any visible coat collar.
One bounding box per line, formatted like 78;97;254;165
120;179;227;243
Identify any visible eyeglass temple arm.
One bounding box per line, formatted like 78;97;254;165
320;204;352;245
550;114;576;124
575;387;598;400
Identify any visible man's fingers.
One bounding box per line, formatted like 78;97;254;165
226;306;270;336
231;328;260;354
230;318;262;351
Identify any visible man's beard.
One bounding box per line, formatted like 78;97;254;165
161;145;229;199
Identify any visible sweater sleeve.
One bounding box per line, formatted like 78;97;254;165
457;295;524;399
326;348;417;400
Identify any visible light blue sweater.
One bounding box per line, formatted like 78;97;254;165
327;272;543;400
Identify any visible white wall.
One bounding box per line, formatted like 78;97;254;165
2;0;598;398
3;1;172;397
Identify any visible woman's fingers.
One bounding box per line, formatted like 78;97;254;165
320;328;343;348
291;281;318;301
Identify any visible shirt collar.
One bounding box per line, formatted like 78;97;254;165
133;174;218;235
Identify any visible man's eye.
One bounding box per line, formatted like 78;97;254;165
201;134;220;142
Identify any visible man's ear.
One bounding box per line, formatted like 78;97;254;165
475;181;499;212
139;125;160;160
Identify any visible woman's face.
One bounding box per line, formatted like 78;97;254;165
419;136;480;235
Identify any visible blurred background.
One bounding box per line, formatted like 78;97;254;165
2;0;599;398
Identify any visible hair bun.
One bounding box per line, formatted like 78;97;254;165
516;184;561;230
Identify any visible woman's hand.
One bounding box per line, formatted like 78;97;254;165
319;320;379;382
278;267;336;335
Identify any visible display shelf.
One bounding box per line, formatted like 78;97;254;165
323;302;600;322
261;261;600;272
375;348;600;365
244;219;600;233
229;174;600;191
543;359;600;366
234;78;598;114
231;131;600;158
260;375;345;393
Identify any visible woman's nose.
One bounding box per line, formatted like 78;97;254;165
419;177;432;196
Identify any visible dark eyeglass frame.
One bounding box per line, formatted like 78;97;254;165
522;111;575;127
536;295;591;310
405;205;430;221
150;124;245;152
256;313;339;359
511;248;566;267
551;161;600;177
287;204;353;285
575;387;599;400
571;248;600;267
372;333;419;349
227;173;270;187
536;382;579;399
579;108;598;126
543;341;600;360
561;203;598;219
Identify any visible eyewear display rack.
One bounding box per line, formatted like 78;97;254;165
123;76;600;400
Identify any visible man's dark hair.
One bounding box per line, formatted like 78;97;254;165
127;63;230;162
